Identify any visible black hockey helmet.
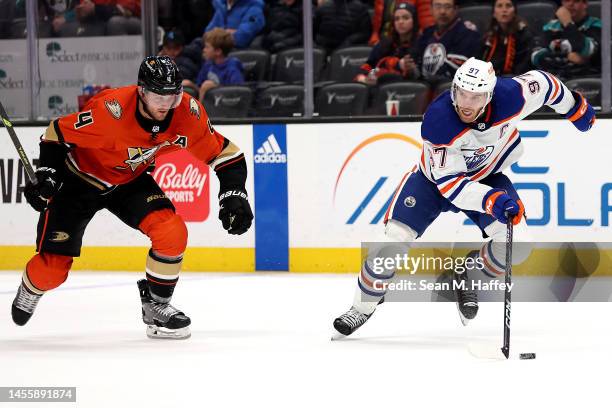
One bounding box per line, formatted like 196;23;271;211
138;56;183;95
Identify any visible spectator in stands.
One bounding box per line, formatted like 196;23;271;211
531;0;601;79
158;30;199;84
183;28;245;102
39;0;80;37
370;0;434;45
313;0;371;53
262;0;303;53
481;0;534;75
356;2;420;85
73;0;141;36
170;0;214;44
205;0;266;49
414;0;480;83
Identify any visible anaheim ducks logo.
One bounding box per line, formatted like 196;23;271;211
50;231;70;242
189;97;200;119
116;141;171;171
104;99;122;120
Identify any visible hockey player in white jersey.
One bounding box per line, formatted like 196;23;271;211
333;57;596;336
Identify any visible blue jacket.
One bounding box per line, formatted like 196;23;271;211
195;57;245;86
205;0;265;49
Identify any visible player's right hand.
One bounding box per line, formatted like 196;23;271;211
218;189;253;235
24;167;61;212
484;189;524;225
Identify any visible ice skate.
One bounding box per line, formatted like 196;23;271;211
138;279;191;339
12;282;43;326
333;307;374;338
454;255;479;326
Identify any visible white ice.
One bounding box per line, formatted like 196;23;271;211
0;272;609;408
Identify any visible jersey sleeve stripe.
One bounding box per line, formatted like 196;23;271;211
52;119;65;143
438;175;465;195
436;172;466;185
537;70;554;104
445;178;471;202
551;80;565;106
547;73;560;102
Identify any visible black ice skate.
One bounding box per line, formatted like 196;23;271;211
333;307;374;337
454;266;479;326
12;282;43;326
137;279;191;339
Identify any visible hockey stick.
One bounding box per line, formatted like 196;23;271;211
0;100;37;184
501;216;513;359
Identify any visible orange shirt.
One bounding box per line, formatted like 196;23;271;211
45;85;225;190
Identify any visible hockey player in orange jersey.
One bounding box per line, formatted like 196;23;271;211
13;56;253;339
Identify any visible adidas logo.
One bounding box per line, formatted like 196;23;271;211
254;134;287;164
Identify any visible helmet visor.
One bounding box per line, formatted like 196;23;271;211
141;87;183;110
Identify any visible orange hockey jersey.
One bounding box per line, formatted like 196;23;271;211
42;85;242;190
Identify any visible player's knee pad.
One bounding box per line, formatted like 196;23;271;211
384;219;418;242
139;209;188;258
481;219;532;276
25;253;73;292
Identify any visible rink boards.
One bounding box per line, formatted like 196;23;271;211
0;119;610;272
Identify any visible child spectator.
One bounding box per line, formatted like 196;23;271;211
356;2;420;84
481;0;534;75
183;28;245;101
158;30;199;84
205;0;266;49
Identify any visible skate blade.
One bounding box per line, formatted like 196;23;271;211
330;329;347;341
146;325;191;340
455;302;471;326
467;341;507;360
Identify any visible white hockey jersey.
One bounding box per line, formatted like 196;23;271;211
419;70;576;212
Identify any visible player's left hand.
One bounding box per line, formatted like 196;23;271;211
566;91;595;132
484;190;524;225
218;189;253;235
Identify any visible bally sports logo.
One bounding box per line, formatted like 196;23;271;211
254;134;287;163
152;149;210;222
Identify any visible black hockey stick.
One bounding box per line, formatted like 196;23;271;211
501;216;514;359
0;100;36;184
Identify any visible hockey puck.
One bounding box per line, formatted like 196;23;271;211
519;353;536;360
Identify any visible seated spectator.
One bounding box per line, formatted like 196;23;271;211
183;28;245;101
158;30;199;83
531;0;601;79
356;2;420;84
370;0;434;45
38;0;80;37
314;0;371;53
414;0;480;82
262;0;303;53
73;0;141;36
481;0;534;75
205;0;266;49
170;0;214;44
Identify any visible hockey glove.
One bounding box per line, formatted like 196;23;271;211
218;189;253;235
483;189;524;225
565;91;595;132
24;167;62;212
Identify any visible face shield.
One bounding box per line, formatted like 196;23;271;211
140;86;183;111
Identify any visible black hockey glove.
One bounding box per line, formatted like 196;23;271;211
218;189;253;235
24;167;62;212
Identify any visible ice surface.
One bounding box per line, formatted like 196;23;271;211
0;272;609;408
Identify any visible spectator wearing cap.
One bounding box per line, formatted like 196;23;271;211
531;0;601;79
313;0;371;53
481;0;534;75
205;0;266;49
356;2;420;85
158;30;199;84
183;28;245;101
261;0;303;54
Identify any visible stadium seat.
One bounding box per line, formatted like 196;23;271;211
458;4;493;34
565;77;602;107
315;83;368;117
202;86;253;118
272;48;326;83
255;85;305;117
432;81;452;99
516;1;556;38
228;49;270;82
370;81;429;115
327;46;372;82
